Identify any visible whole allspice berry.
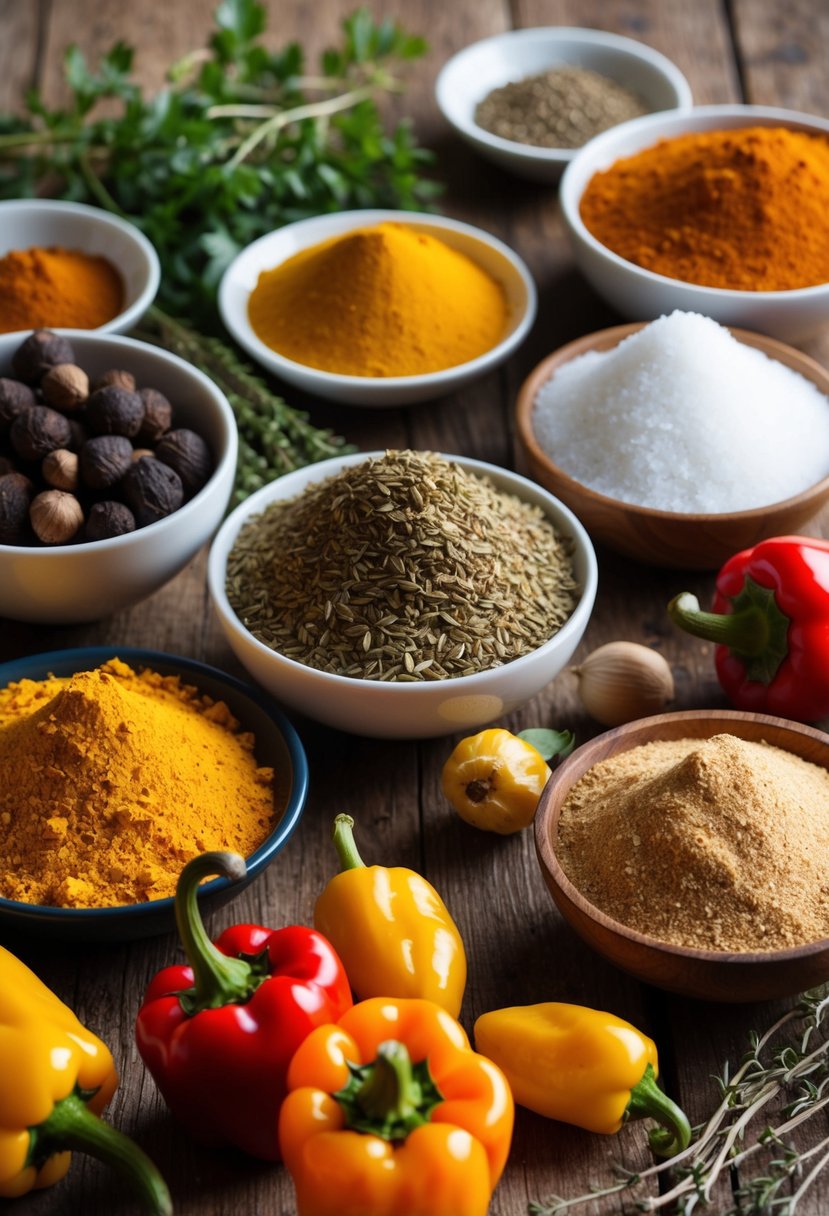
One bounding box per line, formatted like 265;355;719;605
43;448;80;493
137;387;173;444
85;386;145;438
155;428;212;496
122;457;183;527
86;500;137;541
0;378;36;432
41;363;90;411
79;434;134;491
0;472;34;544
93;369;137;393
29;489;84;545
10;406;72;461
11;330;76;384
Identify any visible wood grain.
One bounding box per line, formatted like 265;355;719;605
1;1;828;1214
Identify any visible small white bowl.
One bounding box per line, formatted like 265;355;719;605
207;452;597;739
435;27;692;183
560;105;829;343
0;331;237;624
218;210;536;407
0;199;160;334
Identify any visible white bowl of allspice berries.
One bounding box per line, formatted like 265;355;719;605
0;329;237;624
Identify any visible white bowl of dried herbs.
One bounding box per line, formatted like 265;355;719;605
207;449;597;739
436;27;691;182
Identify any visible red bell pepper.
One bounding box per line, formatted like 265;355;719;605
668;535;829;721
135;851;352;1160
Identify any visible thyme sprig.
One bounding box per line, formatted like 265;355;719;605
529;986;829;1216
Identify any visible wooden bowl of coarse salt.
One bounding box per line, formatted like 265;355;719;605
534;709;829;1003
515;317;829;570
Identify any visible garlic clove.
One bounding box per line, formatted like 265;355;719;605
574;640;674;726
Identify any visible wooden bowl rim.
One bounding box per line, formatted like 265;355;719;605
534;708;829;965
516;322;829;523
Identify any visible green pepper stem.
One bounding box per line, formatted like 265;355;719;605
174;851;257;1015
334;1039;443;1142
668;591;769;654
33;1091;172;1215
626;1063;691;1158
332;813;366;871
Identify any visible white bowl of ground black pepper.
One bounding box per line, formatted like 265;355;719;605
207;450;598;739
435;27;692;182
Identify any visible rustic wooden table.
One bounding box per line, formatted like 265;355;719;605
2;1;829;1213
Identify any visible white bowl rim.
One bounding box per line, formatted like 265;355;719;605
218;209;537;388
208;449;598;693
0;329;237;554
560;103;829;300
0;198;161;332
435;25;693;165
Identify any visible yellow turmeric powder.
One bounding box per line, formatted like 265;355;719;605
579;126;829;291
0;245;124;333
247;221;508;376
0;659;274;908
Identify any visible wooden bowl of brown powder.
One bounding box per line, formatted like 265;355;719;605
534;709;829;1002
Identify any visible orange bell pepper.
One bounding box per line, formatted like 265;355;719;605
278;997;514;1216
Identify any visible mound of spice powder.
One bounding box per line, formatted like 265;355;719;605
226;450;578;680
556;734;829;951
0;659;275;908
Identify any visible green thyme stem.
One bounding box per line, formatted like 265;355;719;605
226;81;379;168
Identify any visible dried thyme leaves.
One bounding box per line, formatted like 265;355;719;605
226;450;579;681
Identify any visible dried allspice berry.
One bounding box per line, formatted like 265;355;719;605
0;378;36;432
122;457;183;526
93;369;137;393
42;449;80;493
10;406;72;461
85;386;145;438
85;500;136;540
0;472;34;543
11;330;76;383
79;435;134;491
41;364;90;411
155;429;212;496
29;489;84;544
136;388;173;444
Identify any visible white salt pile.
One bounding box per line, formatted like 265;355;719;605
532;312;829;512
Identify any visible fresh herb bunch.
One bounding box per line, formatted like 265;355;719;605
0;1;441;497
529;986;829;1216
0;0;439;325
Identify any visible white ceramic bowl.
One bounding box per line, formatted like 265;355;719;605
560;105;829;343
435;27;692;183
0;199;160;334
207;452;598;739
218;210;536;407
0;331;237;624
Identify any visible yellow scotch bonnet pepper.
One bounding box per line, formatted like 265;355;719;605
278;996;514;1216
0;945;171;1213
474;1002;690;1157
314;814;466;1017
441;727;552;833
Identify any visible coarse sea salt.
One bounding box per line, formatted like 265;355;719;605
531;311;829;513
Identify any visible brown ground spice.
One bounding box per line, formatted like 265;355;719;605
556;734;829;952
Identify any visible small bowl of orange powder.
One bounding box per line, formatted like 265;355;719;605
0;199;160;336
559;104;829;343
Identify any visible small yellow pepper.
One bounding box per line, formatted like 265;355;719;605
474;1002;690;1157
0;945;171;1213
441;727;551;833
314;814;467;1018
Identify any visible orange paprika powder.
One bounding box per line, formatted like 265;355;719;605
579;125;829;291
0;246;123;333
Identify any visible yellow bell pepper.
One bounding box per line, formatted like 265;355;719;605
0;945;171;1213
474;1002;690;1157
441;727;551;833
314;814;467;1017
278;997;514;1216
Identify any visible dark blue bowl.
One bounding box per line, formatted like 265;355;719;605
0;647;308;941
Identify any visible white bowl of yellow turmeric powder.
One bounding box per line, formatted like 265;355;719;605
0;199;160;335
560;105;829;343
0;647;308;939
218;210;536;406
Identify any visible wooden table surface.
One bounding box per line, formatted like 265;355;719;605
2;1;829;1214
